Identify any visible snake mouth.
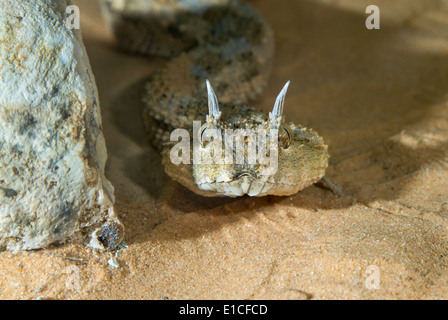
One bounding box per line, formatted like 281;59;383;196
233;170;257;181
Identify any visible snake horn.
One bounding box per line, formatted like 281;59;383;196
206;79;221;121
271;80;290;118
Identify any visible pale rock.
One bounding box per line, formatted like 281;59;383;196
0;0;124;250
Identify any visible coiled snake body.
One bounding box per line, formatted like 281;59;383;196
101;0;329;197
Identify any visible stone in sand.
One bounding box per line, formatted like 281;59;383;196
0;0;123;250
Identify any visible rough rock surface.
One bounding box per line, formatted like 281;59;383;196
0;0;123;250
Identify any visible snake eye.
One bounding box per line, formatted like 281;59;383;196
279;125;292;149
199;124;215;147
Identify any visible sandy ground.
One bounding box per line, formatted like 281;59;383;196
1;0;448;299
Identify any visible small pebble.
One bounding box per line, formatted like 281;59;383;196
108;258;120;268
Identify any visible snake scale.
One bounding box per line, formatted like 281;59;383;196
101;0;330;197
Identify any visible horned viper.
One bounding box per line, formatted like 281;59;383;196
100;0;330;197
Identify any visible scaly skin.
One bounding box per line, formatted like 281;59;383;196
101;0;330;197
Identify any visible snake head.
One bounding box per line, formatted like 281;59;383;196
164;80;329;197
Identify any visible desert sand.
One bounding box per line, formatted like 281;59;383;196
1;0;448;299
